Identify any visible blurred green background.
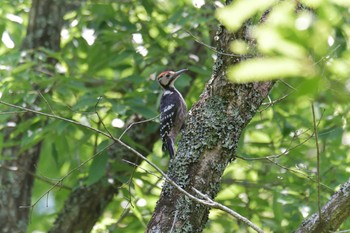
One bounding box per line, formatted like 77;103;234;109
0;0;350;232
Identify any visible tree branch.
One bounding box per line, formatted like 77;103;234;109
311;103;322;219
294;177;350;233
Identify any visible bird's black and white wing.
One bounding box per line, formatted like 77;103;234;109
159;89;181;157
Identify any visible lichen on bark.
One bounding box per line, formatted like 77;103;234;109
147;20;274;232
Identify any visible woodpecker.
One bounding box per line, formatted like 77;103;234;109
157;69;188;158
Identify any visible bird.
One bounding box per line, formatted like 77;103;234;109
157;69;188;158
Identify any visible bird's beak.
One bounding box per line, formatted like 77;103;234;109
175;69;188;76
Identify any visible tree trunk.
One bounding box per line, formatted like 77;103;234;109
147;22;274;232
0;1;64;232
22;0;64;51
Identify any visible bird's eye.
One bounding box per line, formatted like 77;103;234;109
165;74;170;78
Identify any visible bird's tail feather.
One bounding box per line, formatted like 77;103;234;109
162;137;174;158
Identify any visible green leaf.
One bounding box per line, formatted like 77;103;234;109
216;0;278;32
85;140;109;185
228;57;315;83
51;142;59;167
112;103;128;115
133;104;158;119
11;61;35;74
273;190;284;225
0;133;3;152
253;26;308;58
72;96;99;111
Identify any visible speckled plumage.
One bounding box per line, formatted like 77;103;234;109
157;69;187;158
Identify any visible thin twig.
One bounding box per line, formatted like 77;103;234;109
279;79;297;91
261;78;296;112
114;204;131;227
35;165;66;182
331;230;350;233
237;137;333;191
122;159;163;180
312;103;322;220
111;167;136;220
95;97;115;139
0;111;27;115
0;164;71;190
192;188;264;233
93;121;101;154
37;91;56;115
260;92;291;107
95;96;159;140
185;30;250;58
314;44;340;65
114;171;162;228
265;157;331;191
128;167;136;208
119;115;159;140
170;210;178;233
236;128;313;161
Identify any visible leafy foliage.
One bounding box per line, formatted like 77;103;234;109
0;0;349;232
218;0;350;87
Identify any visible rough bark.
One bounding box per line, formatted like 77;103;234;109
294;177;350;233
0;1;64;232
147;22;274;232
0;144;42;233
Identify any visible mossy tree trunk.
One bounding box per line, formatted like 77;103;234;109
146;21;274;232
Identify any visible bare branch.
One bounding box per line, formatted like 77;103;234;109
259;92;292;111
95;97;115;139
